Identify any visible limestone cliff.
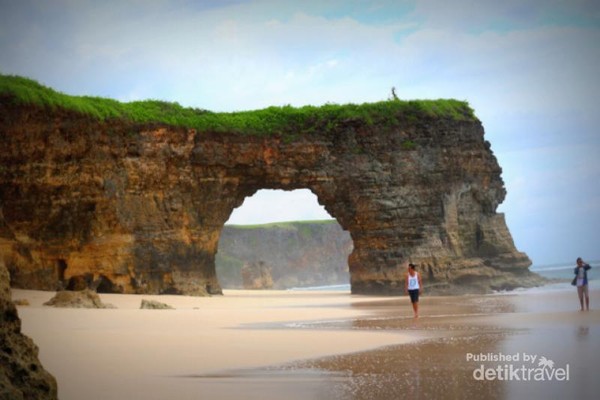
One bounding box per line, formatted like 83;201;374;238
0;259;57;399
217;221;352;289
0;77;542;295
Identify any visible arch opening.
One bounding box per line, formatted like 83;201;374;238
216;189;352;290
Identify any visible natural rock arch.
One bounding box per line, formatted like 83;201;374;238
0;97;539;296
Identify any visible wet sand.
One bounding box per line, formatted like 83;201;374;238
12;287;600;400
292;291;600;399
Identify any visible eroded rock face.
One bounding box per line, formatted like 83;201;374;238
241;261;274;290
0;259;57;399
0;102;538;295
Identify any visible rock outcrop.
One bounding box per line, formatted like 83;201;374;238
217;221;351;289
0;259;57;399
12;299;29;306
0;90;540;295
140;299;174;309
240;261;274;290
43;289;115;308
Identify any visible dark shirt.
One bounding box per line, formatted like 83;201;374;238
574;264;591;285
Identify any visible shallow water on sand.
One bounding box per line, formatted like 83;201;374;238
204;291;600;400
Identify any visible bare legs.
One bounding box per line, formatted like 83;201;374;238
412;301;419;318
577;285;590;311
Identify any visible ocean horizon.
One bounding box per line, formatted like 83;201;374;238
287;260;599;293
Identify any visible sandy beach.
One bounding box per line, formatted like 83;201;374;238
12;286;600;400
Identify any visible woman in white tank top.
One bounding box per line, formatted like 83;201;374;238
405;263;422;318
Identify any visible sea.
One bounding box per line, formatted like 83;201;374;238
288;260;599;293
525;260;599;292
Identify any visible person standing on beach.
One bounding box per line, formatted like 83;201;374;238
574;258;591;311
405;263;422;318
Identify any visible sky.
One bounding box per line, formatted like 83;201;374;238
0;0;598;265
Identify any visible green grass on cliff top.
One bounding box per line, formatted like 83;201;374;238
0;74;477;135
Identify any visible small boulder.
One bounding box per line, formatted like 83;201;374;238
140;299;174;309
43;289;115;309
13;298;30;306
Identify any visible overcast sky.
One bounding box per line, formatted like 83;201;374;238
1;0;598;265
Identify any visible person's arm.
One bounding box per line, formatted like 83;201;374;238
418;272;422;294
584;262;591;271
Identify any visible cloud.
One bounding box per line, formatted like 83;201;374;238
1;0;598;262
413;0;600;31
226;189;331;225
4;0;598;115
498;142;600;262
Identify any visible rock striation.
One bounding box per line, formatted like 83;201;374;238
0;93;541;296
0;259;57;399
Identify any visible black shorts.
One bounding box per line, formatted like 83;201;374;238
408;289;419;303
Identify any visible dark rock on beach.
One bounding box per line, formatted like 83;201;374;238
140;299;174;309
0;260;58;399
43;289;115;309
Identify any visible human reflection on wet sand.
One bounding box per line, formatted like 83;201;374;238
577;325;589;340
